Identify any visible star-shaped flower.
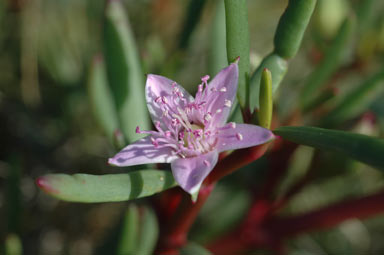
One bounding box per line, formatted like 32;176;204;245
109;62;274;195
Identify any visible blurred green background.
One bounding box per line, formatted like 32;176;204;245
1;0;384;254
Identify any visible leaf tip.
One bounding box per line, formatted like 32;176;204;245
36;176;60;195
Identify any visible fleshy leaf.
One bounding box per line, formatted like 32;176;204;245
224;0;250;108
36;171;176;203
274;126;384;170
103;0;150;142
300;18;353;108
117;205;139;255
87;55;119;143
180;242;212;255
257;68;273;129
135;206;159;255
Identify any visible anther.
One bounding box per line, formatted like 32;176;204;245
201;75;210;82
224;99;232;108
236;133;243;141
135;126;141;133
203;160;210;166
230;122;236;129
220;87;227;92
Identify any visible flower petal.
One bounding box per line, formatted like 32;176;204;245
146;74;193;128
171;151;218;195
108;136;178;166
216;123;275;152
202;62;239;125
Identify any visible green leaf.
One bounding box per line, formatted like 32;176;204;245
136;206;159;255
224;0;250;109
87;55;120;143
300;18;353;108
274;126;384;170
5;234;22;255
37;170;177;203
258;68;273;129
209;0;227;76
249;53;288;110
322;70;384;126
274;0;317;59
178;0;206;50
117;205;140;255
180;242;212;255
103;0;150;142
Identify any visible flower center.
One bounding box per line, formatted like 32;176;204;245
137;74;235;158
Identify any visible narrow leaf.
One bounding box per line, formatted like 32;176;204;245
117;205;140;255
104;0;150;142
180;242;212;255
274;0;317;59
249;53;288;110
209;0;227;76
258;68;273;129
36;171;177;203
87;55;119;142
224;0;250;109
300;18;353;108
136;206;159;255
322;70;384;126
274;126;384;170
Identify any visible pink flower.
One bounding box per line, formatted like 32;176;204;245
108;62;274;195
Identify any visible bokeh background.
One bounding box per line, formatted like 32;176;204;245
1;0;384;254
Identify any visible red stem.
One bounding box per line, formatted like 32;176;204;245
206;143;269;184
267;189;384;238
157;184;214;254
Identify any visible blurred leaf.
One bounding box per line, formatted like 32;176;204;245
258;68;273;129
300;18;353;108
87;55;120;143
5;234;22;255
180;242;212;255
273;0;317;59
274;126;384;170
103;0;150;142
37;170;176;203
322;70;384;126
135;206;159;255
224;0;250;109
117;204;140;255
178;0;206;50
250;53;288;110
209;0;227;76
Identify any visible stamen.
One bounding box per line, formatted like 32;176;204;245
201;75;210;82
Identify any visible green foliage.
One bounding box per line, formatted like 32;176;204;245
117;205;159;255
224;0;250;108
274;0;317;59
38;171;176;203
250;53;288;110
274;126;384;170
300;18;354;108
257;68;273;129
323;70;384;127
180;242;212;255
103;0;150;142
87;56;119;143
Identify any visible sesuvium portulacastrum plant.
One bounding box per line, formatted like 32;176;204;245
35;0;384;254
108;60;274;196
